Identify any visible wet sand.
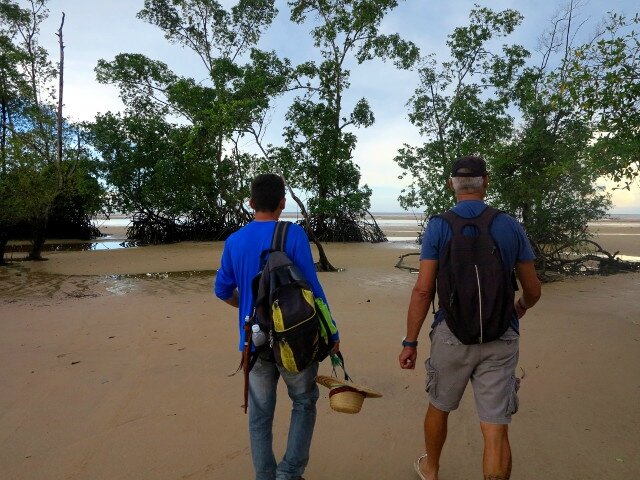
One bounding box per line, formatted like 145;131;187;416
1;229;639;479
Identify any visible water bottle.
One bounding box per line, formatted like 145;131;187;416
251;324;267;347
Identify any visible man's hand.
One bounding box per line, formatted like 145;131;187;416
399;346;417;369
400;260;437;370
514;299;527;319
515;260;541;316
331;340;340;354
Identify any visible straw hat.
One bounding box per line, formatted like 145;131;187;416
316;375;382;414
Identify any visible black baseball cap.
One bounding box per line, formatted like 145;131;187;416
451;156;488;177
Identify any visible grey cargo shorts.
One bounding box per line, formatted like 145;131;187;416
425;321;520;424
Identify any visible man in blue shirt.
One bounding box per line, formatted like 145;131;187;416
398;156;541;480
215;173;339;480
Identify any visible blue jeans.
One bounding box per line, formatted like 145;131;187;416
249;357;319;480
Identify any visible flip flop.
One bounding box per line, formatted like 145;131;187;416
413;453;428;480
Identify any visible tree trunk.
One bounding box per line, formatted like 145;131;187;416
285;184;336;272
28;219;47;261
1;94;6;175
316;183;328;238
521;202;532;231
0;230;8;266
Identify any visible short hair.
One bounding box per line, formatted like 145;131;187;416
250;174;285;212
451;175;484;194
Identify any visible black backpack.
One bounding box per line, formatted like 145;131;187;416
251;221;335;372
434;207;515;344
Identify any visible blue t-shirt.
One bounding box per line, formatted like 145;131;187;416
421;200;536;332
215;220;339;351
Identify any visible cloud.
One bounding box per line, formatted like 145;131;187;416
351;118;421;186
600;178;640;213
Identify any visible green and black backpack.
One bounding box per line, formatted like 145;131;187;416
251;221;337;373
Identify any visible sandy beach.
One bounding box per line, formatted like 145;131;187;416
1;225;639;479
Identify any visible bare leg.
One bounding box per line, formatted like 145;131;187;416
480;422;511;480
418;403;449;480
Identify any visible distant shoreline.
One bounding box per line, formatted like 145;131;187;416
94;212;640;220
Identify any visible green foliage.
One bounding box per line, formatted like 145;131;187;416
276;98;373;217
490;114;611;256
1;164;57;224
95;54;178;116
0;1;30;109
563;12;640;187
487;6;619;262
138;0;277;65
92;0;288;242
396;6;528;217
273;0;418;240
395;5;625;272
90;110;253;242
1;0;57;107
1;0;104;261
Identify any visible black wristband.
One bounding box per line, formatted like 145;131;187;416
402;338;418;348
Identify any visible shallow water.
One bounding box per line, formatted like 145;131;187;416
5;239;139;254
387;236;420;242
595;233;640;236
91;218;131;228
588;222;640;228
595;253;640;262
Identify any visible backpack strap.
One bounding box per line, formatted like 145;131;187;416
435;206;503;235
475;206;502;235
434;211;457;232
258;221;292;268
271;221;291;252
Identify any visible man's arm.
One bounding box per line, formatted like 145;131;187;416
214;241;238;306
223;289;239;308
399;259;438;369
514;260;541;318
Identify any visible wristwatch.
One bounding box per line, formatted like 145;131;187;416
402;337;418;348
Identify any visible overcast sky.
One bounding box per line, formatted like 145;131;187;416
27;0;640;213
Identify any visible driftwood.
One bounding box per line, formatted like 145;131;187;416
394;238;639;280
541;239;640;276
395;252;420;273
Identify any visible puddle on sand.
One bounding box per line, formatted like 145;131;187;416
0;266;217;300
105;270;217;296
105;270;217;280
5;240;141;254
